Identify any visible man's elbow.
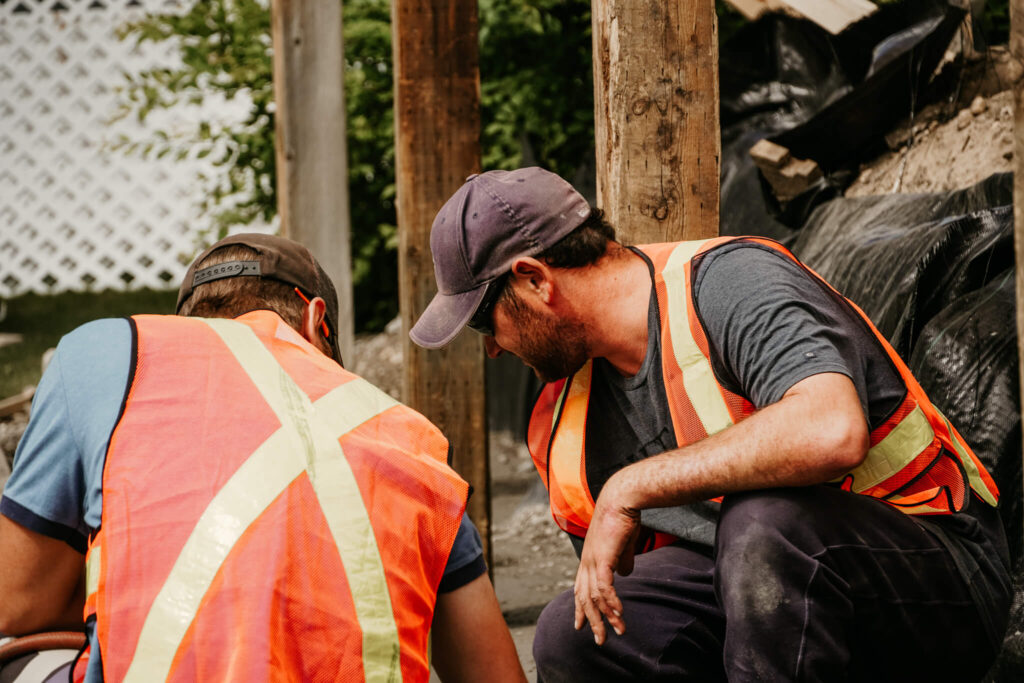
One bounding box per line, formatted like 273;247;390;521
820;411;870;478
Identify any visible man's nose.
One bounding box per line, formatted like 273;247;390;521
484;336;503;359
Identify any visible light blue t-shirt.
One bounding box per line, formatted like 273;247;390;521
1;318;484;678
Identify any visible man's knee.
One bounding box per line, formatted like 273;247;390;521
715;489;837;612
533;589;588;680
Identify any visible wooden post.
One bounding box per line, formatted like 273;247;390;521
1011;0;1024;556
391;0;490;565
592;0;721;243
271;0;354;365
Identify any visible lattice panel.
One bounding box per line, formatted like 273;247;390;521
0;0;266;296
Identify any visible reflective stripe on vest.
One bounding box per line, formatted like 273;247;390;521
527;238;999;539
546;362;595;538
120;319;401;682
86;313;466;683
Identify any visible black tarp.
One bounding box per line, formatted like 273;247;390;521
719;0;967;239
786;174;1019;558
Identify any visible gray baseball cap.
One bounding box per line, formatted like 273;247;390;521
410;167;591;349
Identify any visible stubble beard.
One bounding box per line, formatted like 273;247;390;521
516;309;590;383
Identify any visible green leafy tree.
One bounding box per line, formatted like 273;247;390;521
116;0;398;330
117;0;1007;331
115;0;609;331
114;0;276;236
478;0;594;177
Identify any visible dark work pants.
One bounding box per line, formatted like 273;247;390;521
533;486;1012;682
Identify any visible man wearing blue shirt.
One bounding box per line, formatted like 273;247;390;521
0;233;524;682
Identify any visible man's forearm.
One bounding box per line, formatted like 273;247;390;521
606;372;869;513
0;515;86;636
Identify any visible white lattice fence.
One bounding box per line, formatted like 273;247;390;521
0;0;263;296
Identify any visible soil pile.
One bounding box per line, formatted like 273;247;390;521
846;87;1014;197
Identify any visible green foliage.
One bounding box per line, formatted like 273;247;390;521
114;0;400;331
341;0;400;332
113;0;276;247
977;0;1010;45
114;0;610;332
478;0;594;176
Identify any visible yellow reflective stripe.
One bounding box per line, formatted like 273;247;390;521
550;380;570;443
206;319;402;682
123;319;401;682
124;412;307;680
549;362;595;523
663;241;734;437
936;410;998;507
86;543;101;598
847;404;934;492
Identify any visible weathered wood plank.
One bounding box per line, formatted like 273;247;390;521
723;0;769;22
1011;0;1024;558
391;0;490;566
592;0;720;244
778;0;877;35
270;0;354;364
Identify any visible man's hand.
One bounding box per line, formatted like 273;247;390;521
572;372;869;646
573;474;641;645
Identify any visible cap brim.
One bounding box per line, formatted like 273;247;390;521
409;285;488;349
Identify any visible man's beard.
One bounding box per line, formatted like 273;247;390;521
511;304;590;383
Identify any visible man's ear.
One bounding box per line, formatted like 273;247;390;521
301;296;329;351
510;257;553;303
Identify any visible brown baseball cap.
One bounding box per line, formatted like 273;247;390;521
410;167;591;349
177;233;343;364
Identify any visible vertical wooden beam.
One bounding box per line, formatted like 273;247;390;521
1011;0;1024;556
592;0;721;243
271;0;354;364
391;0;490;565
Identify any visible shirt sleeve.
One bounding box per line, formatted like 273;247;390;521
0;318;132;552
691;244;872;416
437;512;486;593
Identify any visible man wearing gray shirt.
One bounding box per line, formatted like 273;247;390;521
411;167;1011;682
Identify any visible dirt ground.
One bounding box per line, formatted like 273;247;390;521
845;89;1014;197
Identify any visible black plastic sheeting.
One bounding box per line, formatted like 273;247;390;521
782;172;1021;576
719;0;967;239
910;267;1021;563
780;172;1024;678
791;173;1014;358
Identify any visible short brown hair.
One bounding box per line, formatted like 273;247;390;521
498;208;619;309
177;244;304;330
535;207;618;268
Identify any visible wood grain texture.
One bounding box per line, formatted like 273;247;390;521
592;0;721;245
1011;0;1024;553
271;0;354;364
391;0;491;565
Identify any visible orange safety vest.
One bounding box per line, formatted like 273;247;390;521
76;311;468;682
527;237;999;543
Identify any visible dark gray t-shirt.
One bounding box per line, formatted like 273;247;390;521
582;242;906;550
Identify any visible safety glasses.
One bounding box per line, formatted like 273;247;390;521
466;273;510;337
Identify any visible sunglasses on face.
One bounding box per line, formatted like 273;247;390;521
467;273;510;337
